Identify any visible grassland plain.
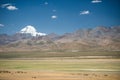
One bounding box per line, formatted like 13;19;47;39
0;51;120;80
0;51;120;59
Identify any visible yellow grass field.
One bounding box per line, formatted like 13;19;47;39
0;59;120;80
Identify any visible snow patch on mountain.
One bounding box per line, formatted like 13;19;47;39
19;25;46;36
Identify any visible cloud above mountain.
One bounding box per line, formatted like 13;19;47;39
1;3;10;8
44;1;48;5
91;0;102;3
51;15;57;19
80;10;90;15
1;3;18;11
0;24;4;27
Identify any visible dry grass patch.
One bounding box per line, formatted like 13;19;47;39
0;70;120;80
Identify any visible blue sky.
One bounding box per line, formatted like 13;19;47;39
0;0;120;35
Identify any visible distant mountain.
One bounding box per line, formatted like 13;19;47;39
19;25;46;37
0;26;120;51
0;34;12;45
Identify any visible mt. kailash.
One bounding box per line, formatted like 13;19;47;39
19;25;46;36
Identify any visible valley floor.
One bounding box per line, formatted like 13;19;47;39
0;59;120;80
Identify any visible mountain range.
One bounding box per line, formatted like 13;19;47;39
0;25;120;52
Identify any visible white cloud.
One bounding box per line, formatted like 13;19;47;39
44;2;48;5
91;0;102;3
80;10;90;15
52;9;56;12
1;3;11;8
6;5;18;10
0;24;4;27
51;15;57;19
1;3;18;11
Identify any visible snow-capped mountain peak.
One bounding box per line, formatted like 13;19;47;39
19;25;46;36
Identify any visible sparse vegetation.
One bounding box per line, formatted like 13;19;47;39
0;70;119;80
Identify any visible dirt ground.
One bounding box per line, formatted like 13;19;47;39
0;70;120;80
